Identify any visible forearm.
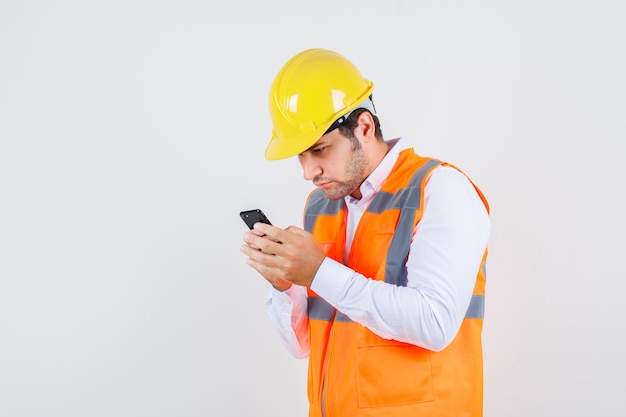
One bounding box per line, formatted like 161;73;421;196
311;259;460;351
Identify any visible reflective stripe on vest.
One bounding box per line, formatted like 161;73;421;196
308;294;485;322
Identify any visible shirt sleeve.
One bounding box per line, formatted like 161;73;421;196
265;284;310;358
309;166;491;351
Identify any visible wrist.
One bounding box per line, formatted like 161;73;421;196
272;279;292;292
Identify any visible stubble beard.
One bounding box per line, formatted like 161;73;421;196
319;147;367;200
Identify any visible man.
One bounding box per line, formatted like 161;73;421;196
241;48;491;417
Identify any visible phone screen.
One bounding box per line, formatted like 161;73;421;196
240;209;272;230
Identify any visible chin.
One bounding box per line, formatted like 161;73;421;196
323;190;351;201
326;194;344;201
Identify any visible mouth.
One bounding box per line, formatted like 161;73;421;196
315;181;332;189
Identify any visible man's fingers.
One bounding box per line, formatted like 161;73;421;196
244;230;281;253
253;223;287;243
245;252;283;281
242;238;282;268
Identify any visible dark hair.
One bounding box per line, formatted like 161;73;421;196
337;108;384;150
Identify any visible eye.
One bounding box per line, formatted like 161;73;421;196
312;146;326;154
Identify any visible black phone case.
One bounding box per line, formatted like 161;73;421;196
240;209;272;229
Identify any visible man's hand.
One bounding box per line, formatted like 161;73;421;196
241;223;325;289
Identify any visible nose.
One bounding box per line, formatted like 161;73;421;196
299;153;322;181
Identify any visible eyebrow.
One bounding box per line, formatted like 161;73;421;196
301;141;327;154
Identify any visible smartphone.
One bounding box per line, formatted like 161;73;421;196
240;209;272;230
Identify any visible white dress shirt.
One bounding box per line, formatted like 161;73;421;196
266;138;491;358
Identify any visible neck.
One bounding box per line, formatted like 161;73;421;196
349;140;390;200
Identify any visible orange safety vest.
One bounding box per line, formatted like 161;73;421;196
302;148;490;417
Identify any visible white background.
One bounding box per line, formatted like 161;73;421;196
1;1;625;416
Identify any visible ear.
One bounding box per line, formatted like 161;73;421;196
355;111;376;143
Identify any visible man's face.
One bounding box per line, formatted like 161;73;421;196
297;129;367;200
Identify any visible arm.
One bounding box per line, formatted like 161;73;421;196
310;166;490;351
242;166;490;352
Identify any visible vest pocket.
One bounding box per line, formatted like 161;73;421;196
355;345;434;407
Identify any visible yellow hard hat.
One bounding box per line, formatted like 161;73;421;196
265;48;375;160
